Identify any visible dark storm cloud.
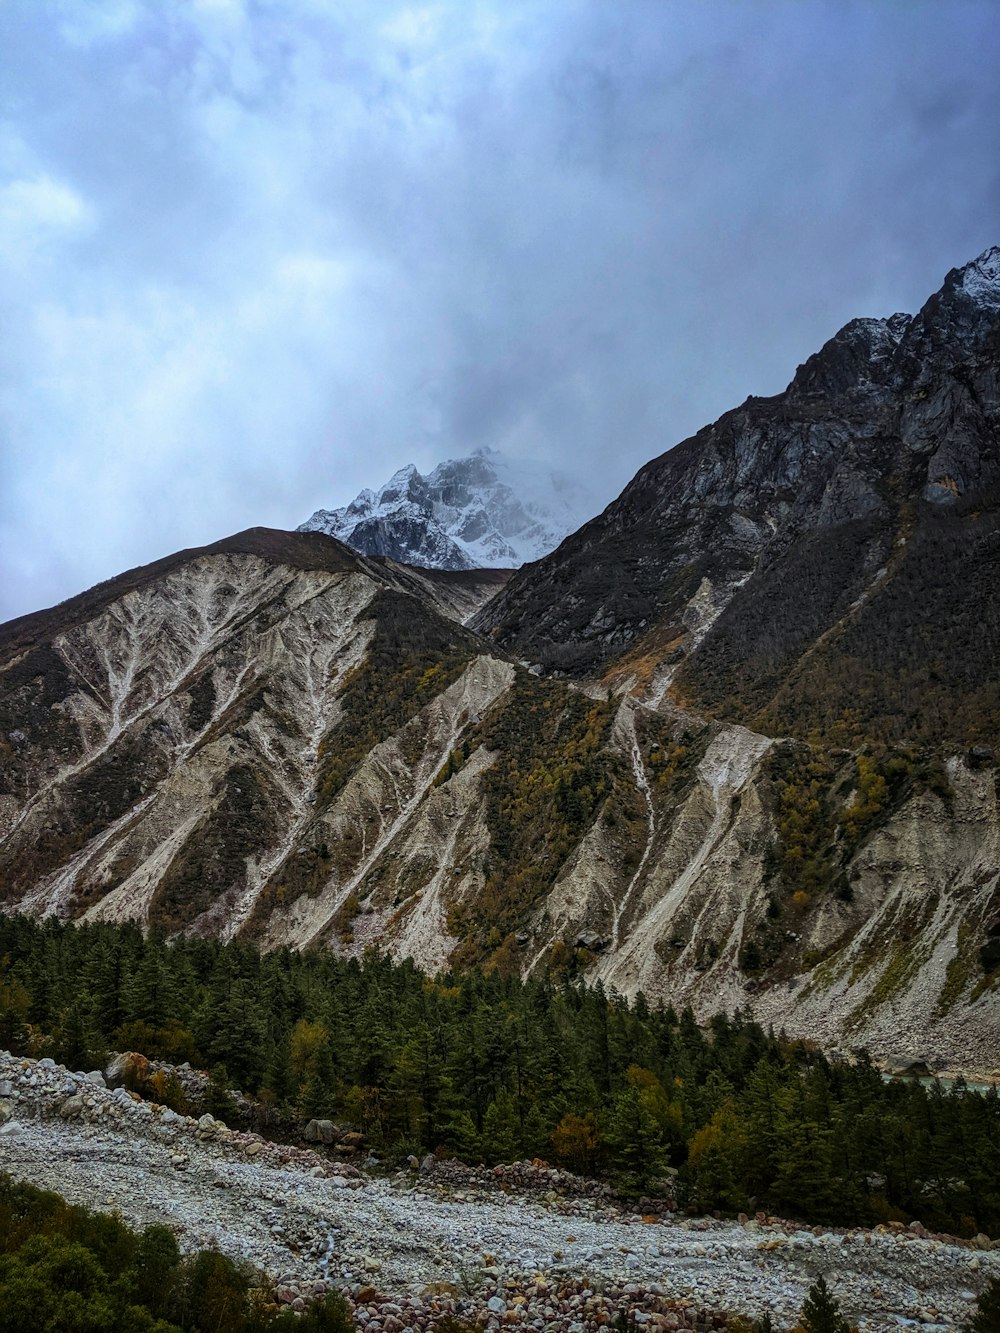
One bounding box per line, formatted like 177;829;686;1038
1;0;998;619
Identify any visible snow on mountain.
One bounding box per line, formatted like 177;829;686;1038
298;447;598;571
956;244;1000;305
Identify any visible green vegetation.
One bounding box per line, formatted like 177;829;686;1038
742;739;973;979
0;1172;353;1331
452;675;615;966
315;616;471;812
798;1276;853;1333
969;1277;1000;1333
316;623;468;805
938;922;980;1014
2;915;1000;1235
766;745;839;899
764;743;955;899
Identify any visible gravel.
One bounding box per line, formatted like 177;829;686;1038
0;1052;997;1332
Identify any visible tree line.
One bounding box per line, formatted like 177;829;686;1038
0;915;998;1237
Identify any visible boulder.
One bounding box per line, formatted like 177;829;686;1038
885;1057;931;1078
105;1053;147;1089
573;931;609;952
304;1118;337;1144
60;1094;85;1119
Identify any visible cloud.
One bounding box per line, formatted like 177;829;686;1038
55;0;143;47
0;0;998;619
0;174;94;245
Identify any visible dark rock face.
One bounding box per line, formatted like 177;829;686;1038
474;248;1000;746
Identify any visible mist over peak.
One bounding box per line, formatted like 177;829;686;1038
299;447;597;570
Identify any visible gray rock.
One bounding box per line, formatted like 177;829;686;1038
304;1118;337;1145
104;1054;132;1088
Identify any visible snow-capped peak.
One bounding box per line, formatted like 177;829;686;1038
298;448;598;571
956;245;1000;306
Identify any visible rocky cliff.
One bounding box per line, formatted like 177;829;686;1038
474;247;1000;751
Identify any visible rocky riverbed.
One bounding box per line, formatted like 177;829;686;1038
0;1052;997;1331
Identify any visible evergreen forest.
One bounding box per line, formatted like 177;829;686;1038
0;1172;352;1332
1;915;998;1240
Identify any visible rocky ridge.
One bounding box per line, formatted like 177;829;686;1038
474;246;1000;752
1;1051;997;1331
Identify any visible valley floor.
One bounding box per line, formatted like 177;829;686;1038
0;1055;996;1332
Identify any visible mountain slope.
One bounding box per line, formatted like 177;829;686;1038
0;530;513;936
474;247;1000;749
1;253;999;1076
299;447;596;570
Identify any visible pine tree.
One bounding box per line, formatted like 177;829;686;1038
442;1108;480;1160
481;1091;521;1164
206;1064;238;1123
969;1278;1000;1333
209;977;267;1092
122;945;171;1029
800;1275;851;1333
263;1034;295;1108
56;1004;90;1072
605;1085;667;1196
299;1040;337;1121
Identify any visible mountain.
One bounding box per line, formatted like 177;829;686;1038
0;529;514;943
1;250;998;1076
298;446;596;571
475;248;1000;752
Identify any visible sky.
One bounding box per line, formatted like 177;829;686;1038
1;1;998;621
